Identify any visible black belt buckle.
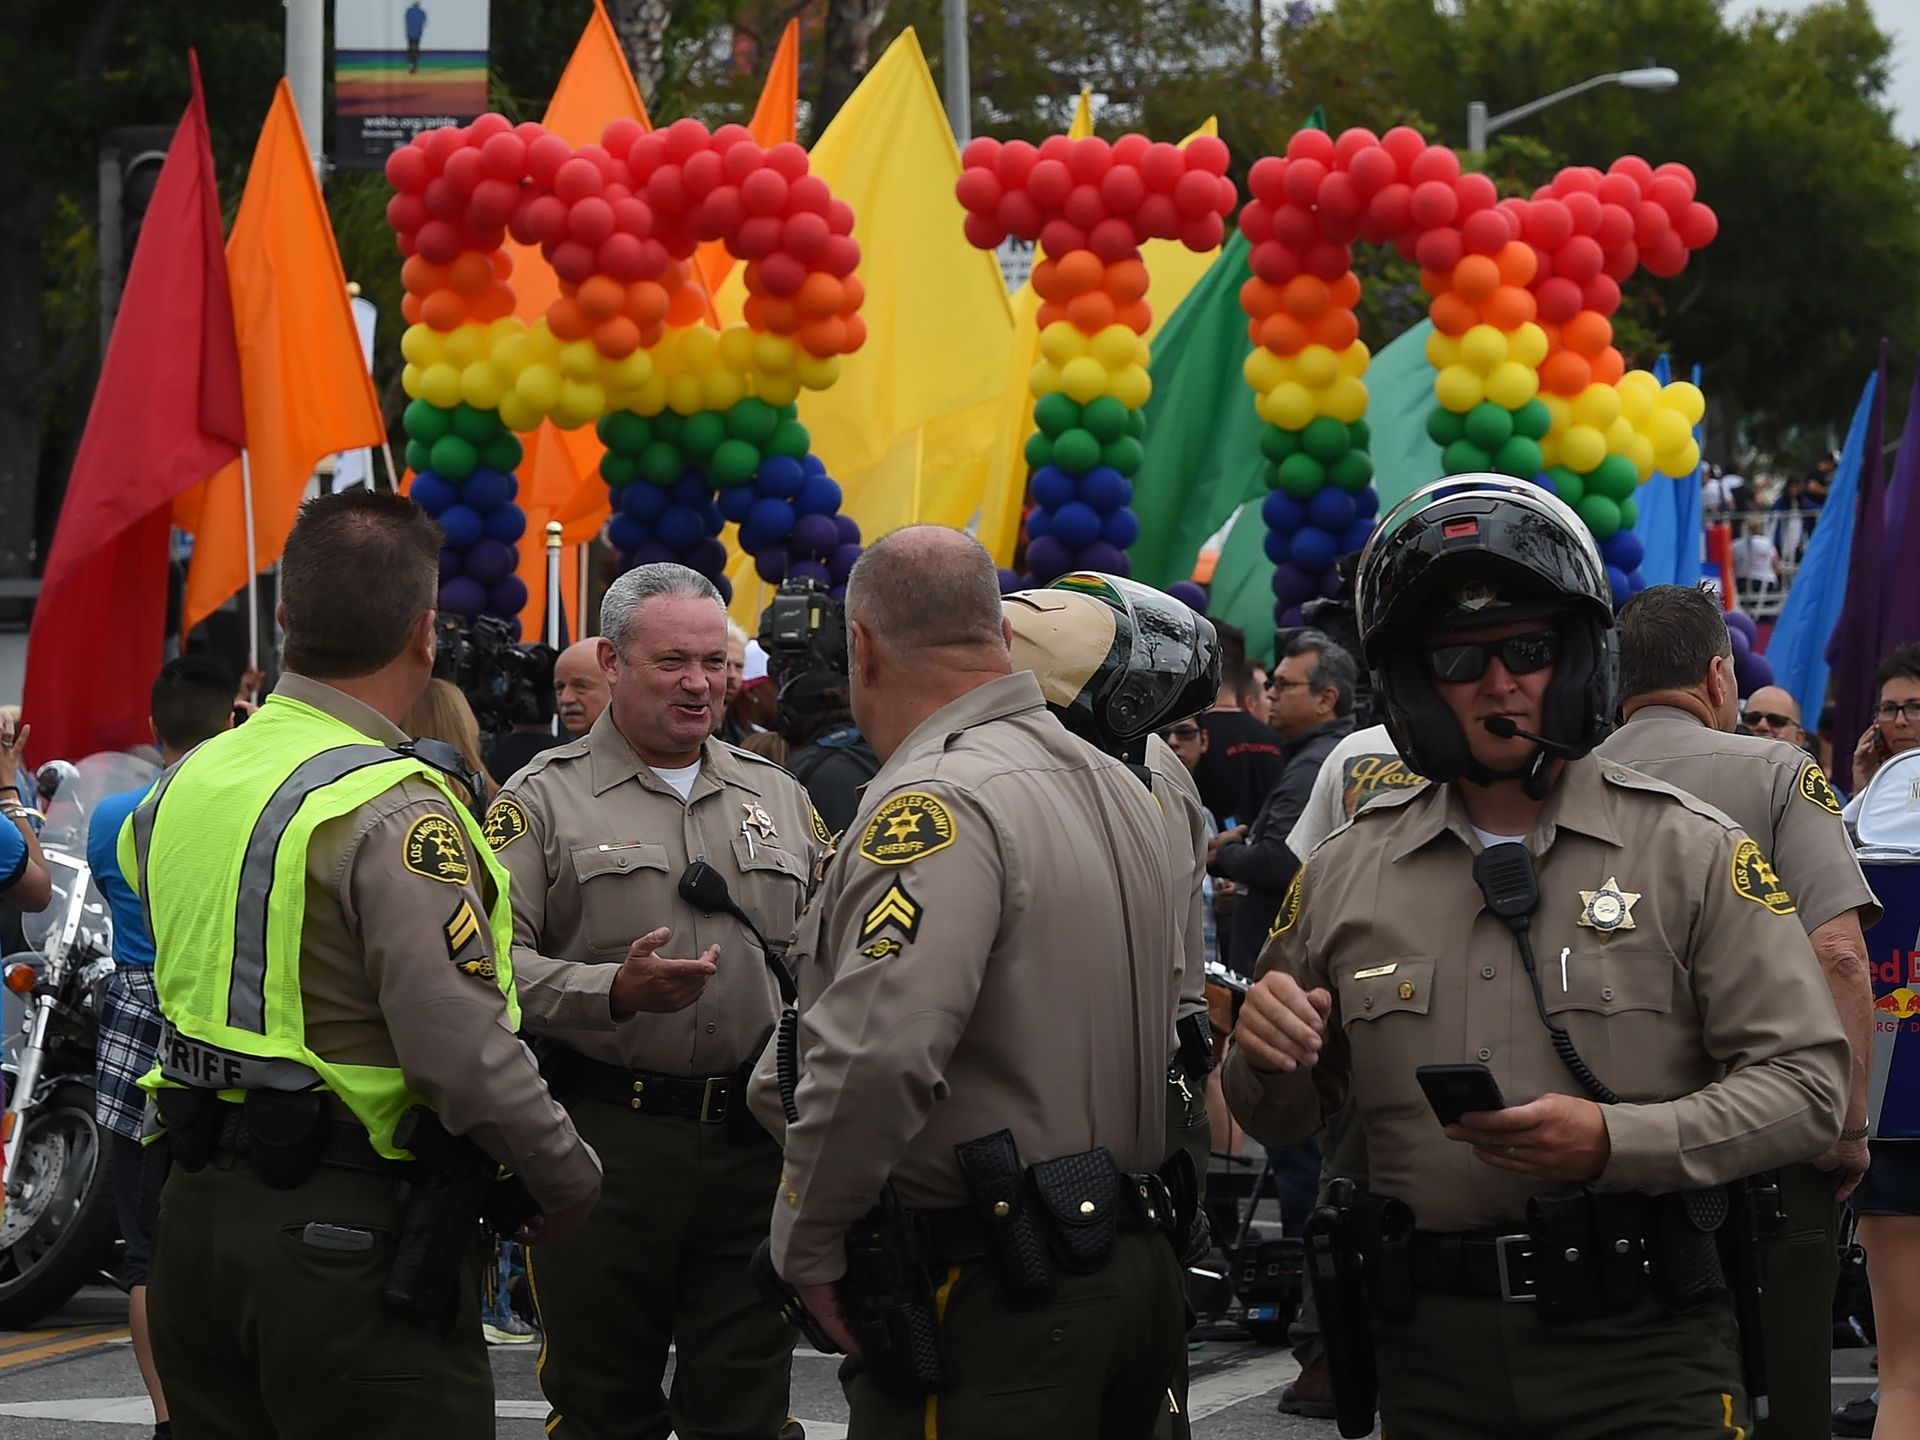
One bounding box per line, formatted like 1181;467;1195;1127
700;1075;731;1124
1494;1233;1536;1304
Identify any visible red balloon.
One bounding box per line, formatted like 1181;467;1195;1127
598;233;649;281
1303;240;1349;280
567;195;616;246
694;187;739;240
1331;127;1380;168
821;234;859;276
1039;218;1086;255
1594;203;1634;253
1177;168;1222;218
1280;158;1324;208
1409;179;1458;229
1677;201;1718;250
1062;182;1105;230
735;215;784;259
1367;183;1413;238
1271;202;1316;249
1556;234;1604;284
1216;176;1238;214
741;167;790;216
1135;193;1180;239
1552;166;1602;196
1018;157;1064;209
467;178;518;230
1608;154;1655;188
644;163;687;215
1461;208;1510;256
385;144;431;194
423;177;462;222
1651;161;1697;196
1180;213;1224;252
1600;240;1638;281
759;251;808;296
1249;156;1288;207
1090;217;1139;262
1414;225;1463;274
1563;190;1603;236
1408;145;1461;187
1643;228;1688;277
954;167;1002;214
1141;142;1186;193
414;219;462;265
1068;137;1113;184
960;137;1000;170
994;140;1038;187
1580;274;1620;316
784;211;830;260
681;149;725;198
554;157;604;203
1535;276;1583;324
1285;129;1336;165
1318;171;1363;223
1596;173;1641;209
1239;200;1274;244
1100;163;1146;214
1523;197;1573;250
721;139;765;185
1346;145;1397;198
550;240;596;284
1632;199;1671;248
514;194;567;246
601;118;646;159
1380;126;1426;176
478;132;527;183
1038;134;1074;164
1252;239;1301;286
1186;134;1231;176
612;196;654;237
826;200;855;236
467;113;511;142
963;212;1007;250
1111;133;1150;167
766;141;810;180
423;127;465;171
712;124;752;149
575;143;617;182
1648;175;1692;221
386;192;428;235
626;133;668;179
997;191;1042;238
1454;171;1497;215
655;118;702;164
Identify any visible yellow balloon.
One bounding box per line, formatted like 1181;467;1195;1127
418;363;462;410
631;375;670;417
665;374;705;415
1425;331;1462;371
1028;360;1064;399
1626;434;1656;481
717;325;756;374
496;394;541;434
702;369;746;412
444;324;488;369
1039;321;1089;367
1265;381;1315;432
557;340;601;382
797;354;841;390
490;332;535;379
1244;348;1285;395
1571;383;1622;431
1484;361;1539;410
1541;393;1573;438
1337;340;1371;379
1657;438;1701;479
1605;417;1636;455
1111;365;1152;411
1322;375;1369;425
1508;322;1549;370
1460;324;1509;373
1433;364;1485;414
605;349;653;391
758;373;801;407
678;326;721;374
1560;424;1606;474
1091;324;1141;370
400;324;444;368
553;380;606;430
458;362;505;411
1663;381;1706;426
1060;355;1110;404
1295;344;1340;390
513;364;562;414
1645;408;1690;456
1617;375;1658;427
400;363;424;400
753;332;797;374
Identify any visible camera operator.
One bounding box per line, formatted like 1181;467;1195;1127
432;615;563;786
757;580;878;836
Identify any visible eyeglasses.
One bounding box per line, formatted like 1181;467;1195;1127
1265;677;1312;693
1426;629;1559;685
1876;700;1920;724
1160;723;1202;741
1742;710;1797;730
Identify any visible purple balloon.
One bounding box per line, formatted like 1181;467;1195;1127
716;573;734;605
1278;603;1306;627
835;514;862;546
1319;567;1345;600
625;541;676;568
465;538;517;586
1166;580;1208;613
755;547;790;583
1724;608;1759;645
789;559;832;586
1271;561;1319;607
1728;623;1752;660
1025;535;1072;583
488;575;528;616
1076;542;1129;576
830;542;862;583
685;537;729;577
997;566;1023;595
828;583;847;601
439;546;463;579
1742;652;1775;692
791;512;841;557
438;577;487;619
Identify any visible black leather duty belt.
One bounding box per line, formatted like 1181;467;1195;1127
569;1057;736;1123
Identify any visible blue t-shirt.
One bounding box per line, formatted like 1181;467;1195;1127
87;783;156;968
0;806;24;892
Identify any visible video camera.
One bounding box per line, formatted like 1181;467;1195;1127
755;578;847;690
434;615;555;733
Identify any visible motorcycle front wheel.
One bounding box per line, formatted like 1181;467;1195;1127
0;1080;118;1328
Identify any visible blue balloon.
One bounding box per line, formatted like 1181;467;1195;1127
484;506;525;544
462;468;516;512
1605;564;1632;610
622;482;668;521
1338;518;1375;555
1354;487;1380;520
1290;525;1338;574
757;454;805;498
669;474;711;509
802;453;828;478
748;497;798;541
1079;466;1131;515
1030;465;1075;511
716;484;756;523
1100;508;1140;549
657;505;706;551
1306;488;1358;534
1600;530;1644;573
703;502;725;537
1051;501;1101;549
795;474;842;517
1263;529;1292;567
1262;491;1305;534
608;517;650;555
437;504;483;550
410;472;455;516
1025;507;1052;539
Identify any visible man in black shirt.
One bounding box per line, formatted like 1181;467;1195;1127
1193;651;1286;828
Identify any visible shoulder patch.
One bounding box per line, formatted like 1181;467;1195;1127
859;936;903;960
857;793;956;866
860;879;923;944
484;796;529;851
1797;762;1843;815
1267;870;1304;940
404;814;471;884
811;805;834;849
443;898;495;979
1730;838;1797;916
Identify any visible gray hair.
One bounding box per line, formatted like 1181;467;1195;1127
846;526;1005;653
1282;628;1358;719
600;563;724;655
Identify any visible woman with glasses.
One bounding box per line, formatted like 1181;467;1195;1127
1852;643;1920;795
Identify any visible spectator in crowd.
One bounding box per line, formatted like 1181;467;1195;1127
1849;643;1920;809
725;640;780;740
404;677;496;809
1246;661;1274;725
1770;476;1812;565
717;622;749;744
1193;647;1285;832
552;639;611;739
1742;685;1808;750
1730;518;1780;605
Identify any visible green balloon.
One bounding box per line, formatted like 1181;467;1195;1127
405;400;452;445
480;436;522;472
1577;493;1622;540
452;403;503;446
599;412;651;455
1546;465;1585;506
1348;419;1371;452
724;398;780;446
1102;435;1145;476
1442;439;1492;475
429;434;478;481
600;454;637;487
1024;432;1054;471
638;440;683;486
1493;435;1543;478
1081;395;1130;444
1512;398;1552;442
1033;392;1081;437
1053;428;1102;475
766;420;811;459
652;411;684;445
404;439;433;474
1589;454;1639;502
1619;496;1638;530
1276;452;1327;499
1427;406;1466;447
682;411;728;460
1126;409;1146;439
1260;426;1300;463
1464;402;1514;453
1328;449;1374;493
1302;416;1352;465
710;438;761;487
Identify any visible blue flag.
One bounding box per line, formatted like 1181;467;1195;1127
1765;367;1880;730
1628;356;1706;588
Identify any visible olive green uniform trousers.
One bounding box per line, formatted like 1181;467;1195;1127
1754;1161;1841;1440
149;1154;492;1440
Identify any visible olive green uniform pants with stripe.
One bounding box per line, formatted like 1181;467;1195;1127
529;1097;792;1440
841;1232;1186;1440
149;1154;493;1440
1754;1162;1840;1440
1372;1291;1749;1439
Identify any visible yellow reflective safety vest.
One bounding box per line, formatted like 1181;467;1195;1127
121;690;517;1158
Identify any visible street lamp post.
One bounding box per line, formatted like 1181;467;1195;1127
1467;67;1679;152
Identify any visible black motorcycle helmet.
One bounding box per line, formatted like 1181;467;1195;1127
1356;476;1615;796
1003;573;1221;761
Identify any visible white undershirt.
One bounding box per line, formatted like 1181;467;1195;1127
651;760;702;802
1471;826;1526;850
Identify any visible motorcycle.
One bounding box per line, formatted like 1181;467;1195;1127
0;752;156;1326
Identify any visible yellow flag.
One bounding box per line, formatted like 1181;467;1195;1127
976;114;1224;566
718;29;1014;621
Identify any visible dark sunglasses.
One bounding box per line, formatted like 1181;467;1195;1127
1742;710;1795;730
1426;629;1559;684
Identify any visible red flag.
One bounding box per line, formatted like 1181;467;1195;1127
23;53;244;765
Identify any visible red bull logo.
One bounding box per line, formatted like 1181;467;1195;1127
1875;986;1920;1019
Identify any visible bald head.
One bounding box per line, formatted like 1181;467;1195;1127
846;526;1008;656
554;638;611;736
1743;684;1804;745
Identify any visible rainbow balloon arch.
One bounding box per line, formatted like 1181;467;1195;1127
386;113;869;634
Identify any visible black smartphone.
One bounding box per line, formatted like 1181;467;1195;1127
1415;1063;1508;1127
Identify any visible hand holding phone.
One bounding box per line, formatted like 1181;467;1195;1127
1416;1063;1508;1127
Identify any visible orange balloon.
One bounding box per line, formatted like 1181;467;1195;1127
1590;346;1625;386
1429;292;1478;336
401;292;423;324
401;255;449;296
1114;300;1152;334
449;251;494;296
762;296;803;333
1539;350;1592;396
742;295;766;330
625;282;670;328
1281;274;1331;320
1036;299;1067;329
666;281;707;328
1309;307;1359;351
421;288;469;331
1246;319;1263;347
798;271;845;318
1054;249;1104;296
799;315;848;357
1451;254;1500;303
595;316;641;358
1418;267;1451;299
1260;312;1310;355
547;294;592;342
578;275;627;321
1481;285;1536;331
1562;309;1612;358
842;314;867;352
492;248;514;281
1067;290;1117;332
1239;277;1281;320
1104;258;1149;304
1329;273;1362;310
471;283;516;323
1495;240;1536;287
1030;258;1060;301
839;275;865;315
639;321;667;349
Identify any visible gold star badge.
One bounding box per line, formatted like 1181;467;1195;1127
1577;876;1640;933
743;802;778;838
883;807;923;841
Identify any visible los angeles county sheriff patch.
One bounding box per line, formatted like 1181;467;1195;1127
857;793;955;866
811;805;834;849
404;815;470;884
1730;838;1797;916
1267;870;1303;940
1798;762;1842;816
484;797;528;852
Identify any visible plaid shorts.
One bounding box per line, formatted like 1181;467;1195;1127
96;967;162;1142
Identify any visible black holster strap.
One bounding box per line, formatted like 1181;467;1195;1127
914;1176;1175;1271
206;1100;414;1183
565;1056;736;1123
953;1130;1055;1309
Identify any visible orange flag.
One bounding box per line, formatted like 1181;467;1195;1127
696;20;799;299
177;80;384;639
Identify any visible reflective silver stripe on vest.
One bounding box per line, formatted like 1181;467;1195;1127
228;745;401;1033
157;1019;321;1091
128;758;189;954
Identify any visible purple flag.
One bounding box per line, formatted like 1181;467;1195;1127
1882;358;1920;652
1826;338;1890;794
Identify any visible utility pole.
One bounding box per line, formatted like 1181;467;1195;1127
943;0;970;145
285;0;326;177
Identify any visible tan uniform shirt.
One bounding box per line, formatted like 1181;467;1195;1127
1223;755;1849;1232
759;672;1179;1285
1598;705;1880;933
280;675;601;1216
487;711;826;1075
1147;732;1209;1023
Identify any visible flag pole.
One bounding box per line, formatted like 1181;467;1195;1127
241;447;260;671
377;438;401;493
545;522;563;737
576;543;590;637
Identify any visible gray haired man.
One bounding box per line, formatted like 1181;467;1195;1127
485;563;830;1440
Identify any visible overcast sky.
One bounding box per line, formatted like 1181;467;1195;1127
1723;0;1918;141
